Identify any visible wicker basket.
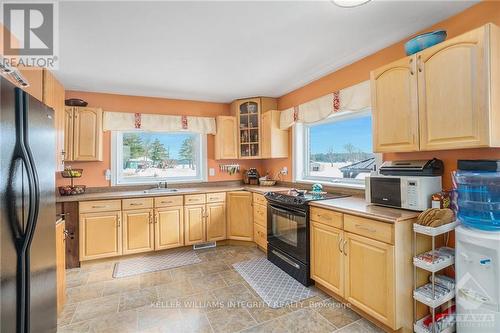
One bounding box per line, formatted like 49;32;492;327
58;185;86;196
259;180;276;186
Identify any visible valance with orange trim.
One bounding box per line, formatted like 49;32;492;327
279;80;371;129
103;112;216;134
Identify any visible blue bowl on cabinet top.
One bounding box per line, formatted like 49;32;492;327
404;30;447;56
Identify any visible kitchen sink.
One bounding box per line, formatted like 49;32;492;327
143;188;179;194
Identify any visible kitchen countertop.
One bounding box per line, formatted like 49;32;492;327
56;185;292;203
310;196;420;223
57;184;419;223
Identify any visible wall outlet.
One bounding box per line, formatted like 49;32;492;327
280;167;288;175
105;169;111;181
209;168;215;177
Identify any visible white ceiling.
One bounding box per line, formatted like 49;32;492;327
58;0;478;103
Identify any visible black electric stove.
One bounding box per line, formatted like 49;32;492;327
264;189;349;286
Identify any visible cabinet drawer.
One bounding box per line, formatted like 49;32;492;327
344;215;394;244
155;196;183;208
253;203;267;228
254;223;267;250
122;198;153;210
185;194;206;205
253;193;267;206
310;207;343;229
207;192;226;203
79;200;121;213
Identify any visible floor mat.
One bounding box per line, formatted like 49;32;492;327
113;249;201;278
233;257;317;308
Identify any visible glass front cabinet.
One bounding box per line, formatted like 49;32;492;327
231;97;276;159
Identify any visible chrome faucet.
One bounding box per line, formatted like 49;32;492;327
157;181;168;189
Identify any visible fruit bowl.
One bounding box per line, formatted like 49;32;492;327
61;169;83;178
58;185;86;196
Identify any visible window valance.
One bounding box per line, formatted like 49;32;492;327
279;80;371;129
103;111;216;134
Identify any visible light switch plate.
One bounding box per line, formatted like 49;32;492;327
209;168;215;176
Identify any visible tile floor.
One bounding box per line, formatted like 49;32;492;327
58;245;384;333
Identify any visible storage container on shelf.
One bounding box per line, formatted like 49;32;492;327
453;171;500;231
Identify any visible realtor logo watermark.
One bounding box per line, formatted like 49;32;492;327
1;1;59;69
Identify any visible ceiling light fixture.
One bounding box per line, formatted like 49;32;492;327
330;0;372;8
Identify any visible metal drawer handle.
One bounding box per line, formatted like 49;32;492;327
92;205;106;209
130;203;143;206
355;224;377;233
343;240;348;256
272;250;300;269
161;201;172;204
338;237;343;254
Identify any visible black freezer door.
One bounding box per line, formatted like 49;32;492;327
1;77;57;332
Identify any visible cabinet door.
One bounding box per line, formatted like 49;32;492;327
55;221;66;315
311;222;344;297
371;56;419;152
184;205;206;245
344;232;395;328
73;107;103;161
227;191;253;241
215;116;238;159
155;206;184;250
261;110;288;158
64;107;74;161
18;66;44;101
418;26;489;150
122;209;154;255
79;211;122;261
206;202;226;241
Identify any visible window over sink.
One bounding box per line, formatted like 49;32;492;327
111;131;207;185
294;110;380;188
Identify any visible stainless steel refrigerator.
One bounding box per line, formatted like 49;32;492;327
1;76;57;332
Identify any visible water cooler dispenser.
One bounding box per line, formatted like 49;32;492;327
455;160;500;332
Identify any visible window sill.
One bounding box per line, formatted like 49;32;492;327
294;179;365;190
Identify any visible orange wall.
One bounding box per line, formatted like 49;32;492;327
60;91;262;187
262;0;500;187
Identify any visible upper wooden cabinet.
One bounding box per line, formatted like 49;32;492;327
215;116;238;159
227;191;253;241
371;56;419;152
65;106;103;161
261;110;289;158
230;97;283;159
43;70;66;171
371;23;500;152
418;24;498;150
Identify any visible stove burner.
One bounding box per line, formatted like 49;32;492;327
264;189;349;206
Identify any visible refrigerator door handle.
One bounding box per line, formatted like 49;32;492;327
7;88;40;333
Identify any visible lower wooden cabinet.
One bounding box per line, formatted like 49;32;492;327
253;223;267;250
55;220;66;315
227;191;253;241
311;221;344;297
344;232;395;328
206;202;226;241
184;204;206;245
122;209;154;255
155;206;184;250
79;211;122;261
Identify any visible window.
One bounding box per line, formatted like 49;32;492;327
112;131;207;185
294;110;378;188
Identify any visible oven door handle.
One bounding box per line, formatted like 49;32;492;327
269;204;306;217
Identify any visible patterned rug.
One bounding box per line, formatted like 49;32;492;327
233;257;317;308
113;249;201;278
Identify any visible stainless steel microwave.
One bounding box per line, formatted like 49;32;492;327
365;175;442;211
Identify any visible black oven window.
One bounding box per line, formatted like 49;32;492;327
271;207;306;247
